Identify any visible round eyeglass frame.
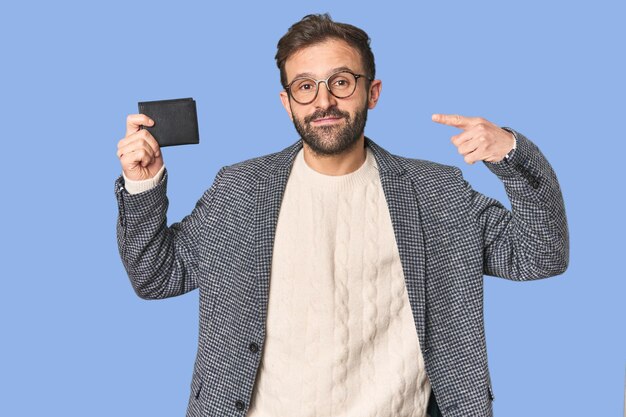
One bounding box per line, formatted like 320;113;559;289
284;70;373;105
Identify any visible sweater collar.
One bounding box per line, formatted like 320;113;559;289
268;136;407;179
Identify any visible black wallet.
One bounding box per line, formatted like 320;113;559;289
138;97;199;147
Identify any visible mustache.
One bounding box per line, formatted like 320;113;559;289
304;108;350;124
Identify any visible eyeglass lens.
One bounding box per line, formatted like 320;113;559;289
290;72;357;104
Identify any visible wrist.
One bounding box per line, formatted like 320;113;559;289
123;164;166;194
502;127;517;160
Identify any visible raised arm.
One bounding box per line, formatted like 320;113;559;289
114;113;227;299
433;114;569;280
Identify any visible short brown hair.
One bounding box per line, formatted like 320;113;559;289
275;13;376;88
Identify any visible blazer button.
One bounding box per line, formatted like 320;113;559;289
249;342;259;353
235;400;245;411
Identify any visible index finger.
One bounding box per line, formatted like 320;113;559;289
126;113;154;137
431;113;480;129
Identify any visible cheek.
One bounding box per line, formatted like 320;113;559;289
354;89;370;108
291;109;310;126
351;95;370;115
290;109;303;122
339;95;366;115
295;107;321;123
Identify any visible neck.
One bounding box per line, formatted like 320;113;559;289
302;134;366;176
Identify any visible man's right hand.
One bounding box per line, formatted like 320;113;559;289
117;114;164;181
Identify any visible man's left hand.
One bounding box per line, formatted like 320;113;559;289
432;113;515;164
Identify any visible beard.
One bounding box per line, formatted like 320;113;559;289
292;103;368;156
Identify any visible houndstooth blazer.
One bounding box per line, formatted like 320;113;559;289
114;128;569;417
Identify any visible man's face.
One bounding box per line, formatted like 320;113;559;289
279;39;381;156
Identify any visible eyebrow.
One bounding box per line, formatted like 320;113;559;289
291;66;355;81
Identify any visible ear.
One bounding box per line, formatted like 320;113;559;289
279;90;293;121
367;79;382;110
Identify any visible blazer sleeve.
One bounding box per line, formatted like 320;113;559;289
114;166;227;299
458;128;569;280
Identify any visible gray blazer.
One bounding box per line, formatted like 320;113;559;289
114;128;568;417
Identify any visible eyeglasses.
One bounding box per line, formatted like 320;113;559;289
285;70;373;105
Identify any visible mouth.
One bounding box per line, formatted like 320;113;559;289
311;117;343;125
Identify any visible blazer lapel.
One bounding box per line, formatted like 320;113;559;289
253;139;302;329
252;137;427;349
366;137;427;349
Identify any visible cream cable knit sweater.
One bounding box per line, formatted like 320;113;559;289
123;145;431;417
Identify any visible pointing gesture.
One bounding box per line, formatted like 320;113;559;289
432;114;515;165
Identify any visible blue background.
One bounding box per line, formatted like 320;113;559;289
1;0;624;415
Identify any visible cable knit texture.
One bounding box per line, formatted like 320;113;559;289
247;144;431;417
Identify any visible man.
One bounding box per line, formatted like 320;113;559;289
114;13;568;417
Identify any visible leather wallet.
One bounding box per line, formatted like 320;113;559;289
138;97;200;147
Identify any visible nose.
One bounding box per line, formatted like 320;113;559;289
314;81;338;109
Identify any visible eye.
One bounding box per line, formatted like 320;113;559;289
330;74;352;90
293;79;315;91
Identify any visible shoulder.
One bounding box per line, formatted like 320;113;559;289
220;148;291;179
402;157;468;211
401;155;460;177
365;137;462;183
209;141;300;194
382;151;474;233
376;147;471;217
380;148;464;189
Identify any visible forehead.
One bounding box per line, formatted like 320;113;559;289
284;38;363;81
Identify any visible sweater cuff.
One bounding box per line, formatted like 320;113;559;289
122;164;166;194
